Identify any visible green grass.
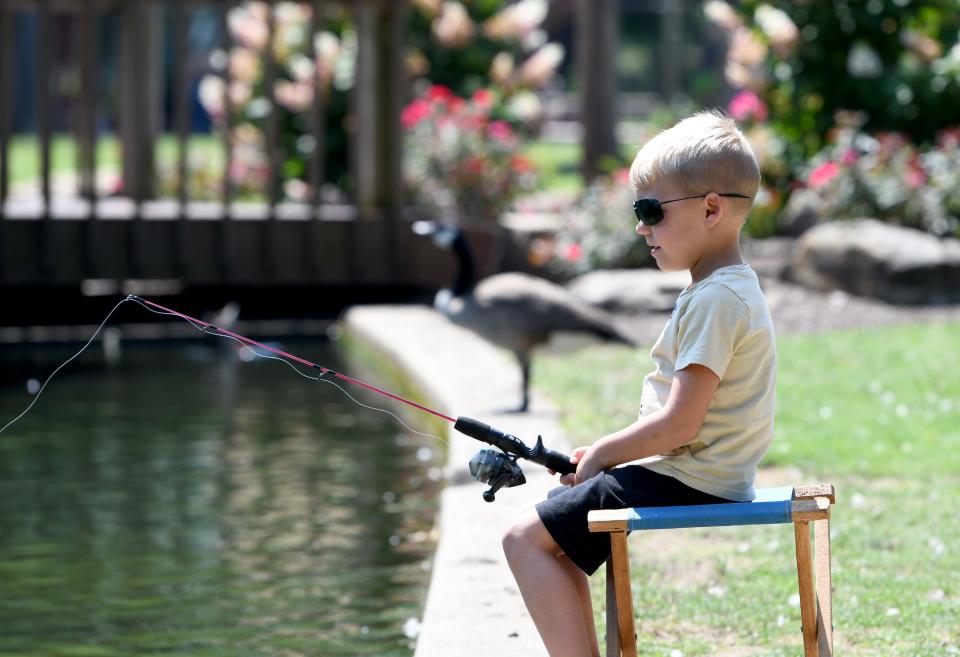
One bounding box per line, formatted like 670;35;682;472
7;134;223;186
10;133;627;197
520;140;638;194
533;322;960;656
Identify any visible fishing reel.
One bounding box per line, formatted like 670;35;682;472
455;415;576;503
469;448;526;502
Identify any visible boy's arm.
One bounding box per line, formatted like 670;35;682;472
573;364;720;485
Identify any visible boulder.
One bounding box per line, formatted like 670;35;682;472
567;269;691;314
778;187;824;236
787;219;960;304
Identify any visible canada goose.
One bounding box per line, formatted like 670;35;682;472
414;220;636;412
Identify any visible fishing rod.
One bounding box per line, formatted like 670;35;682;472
3;295;576;502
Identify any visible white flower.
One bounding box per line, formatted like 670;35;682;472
198;76;226;118
229;47;261;83
755;4;798;55
489;52;515;84
847;41;883;79
433;2;475;48
519;43;565;88
227;2;270;51
484;0;548;41
704;1;742;31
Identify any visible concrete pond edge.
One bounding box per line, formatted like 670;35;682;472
342;304;568;657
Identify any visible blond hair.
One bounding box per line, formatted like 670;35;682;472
629;110;760;199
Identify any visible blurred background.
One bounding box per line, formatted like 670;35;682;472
1;2;959;656
3;0;955;325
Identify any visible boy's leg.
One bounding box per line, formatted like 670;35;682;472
503;508;600;657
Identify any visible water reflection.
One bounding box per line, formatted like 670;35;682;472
0;339;442;656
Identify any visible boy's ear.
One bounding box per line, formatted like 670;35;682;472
703;192;723;229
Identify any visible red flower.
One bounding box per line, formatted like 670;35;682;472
464;156;486;175
808;161;840;188
447;96;466;113
472;88;493;110
510;154;534;173
401;98;433;128
426;85;454;104
563;243;584;262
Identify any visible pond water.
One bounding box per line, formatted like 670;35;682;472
0;338;444;657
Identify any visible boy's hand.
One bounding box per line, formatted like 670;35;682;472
549;446;589;486
572;445;605;485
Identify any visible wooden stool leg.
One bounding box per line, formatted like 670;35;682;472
794;521;819;657
608;531;637;657
814;516;834;656
605;559;621;657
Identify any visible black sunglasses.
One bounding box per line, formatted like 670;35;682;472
633;193;753;226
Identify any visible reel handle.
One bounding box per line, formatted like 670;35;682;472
454;416;577;475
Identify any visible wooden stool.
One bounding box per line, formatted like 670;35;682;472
588;484;835;657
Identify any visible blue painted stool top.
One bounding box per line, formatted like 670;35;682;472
625;486;795;531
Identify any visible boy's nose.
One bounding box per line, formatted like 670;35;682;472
635;221;651;237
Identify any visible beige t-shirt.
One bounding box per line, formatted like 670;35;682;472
637;264;776;501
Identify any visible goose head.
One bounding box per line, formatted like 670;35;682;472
412;221;476;303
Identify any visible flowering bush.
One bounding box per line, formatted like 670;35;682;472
190;1;355;201
527;169;652;278
795;120;960;237
407;0;565;137
403;85;537;223
704;1;960;164
187;0;564;204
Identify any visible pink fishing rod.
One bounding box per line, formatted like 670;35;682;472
133;296;458;424
134;295;578;501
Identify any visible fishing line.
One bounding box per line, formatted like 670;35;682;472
2;296;579;503
0;296;130;435
1;295;448;445
128;296;447;445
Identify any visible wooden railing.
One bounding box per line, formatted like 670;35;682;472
0;0;422;287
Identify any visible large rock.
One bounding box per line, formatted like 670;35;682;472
787;219;960;304
778;187;824;236
567;269;691;313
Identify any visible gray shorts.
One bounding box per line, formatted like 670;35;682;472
535;465;733;575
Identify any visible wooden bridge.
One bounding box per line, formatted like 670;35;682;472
0;0;452;298
0;0;679;312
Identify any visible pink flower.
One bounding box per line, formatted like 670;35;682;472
401;98;433;128
840;148;859;166
487;120;516;144
808;161;840;188
563;243;584;262
727;90;768;122
905;154;926;188
472;88;493;110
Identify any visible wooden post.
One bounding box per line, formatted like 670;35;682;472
660;0;684;102
77;0;98;206
118;0;158;203
352;0;406;278
605;559;621;657
794;521;819;657
814;517;834;656
0;1;10;213
609;531;636;657
576;0;619;183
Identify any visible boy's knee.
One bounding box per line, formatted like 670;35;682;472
502;509;550;564
501;520;525;563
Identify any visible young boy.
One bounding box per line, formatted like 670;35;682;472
502;110;776;657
